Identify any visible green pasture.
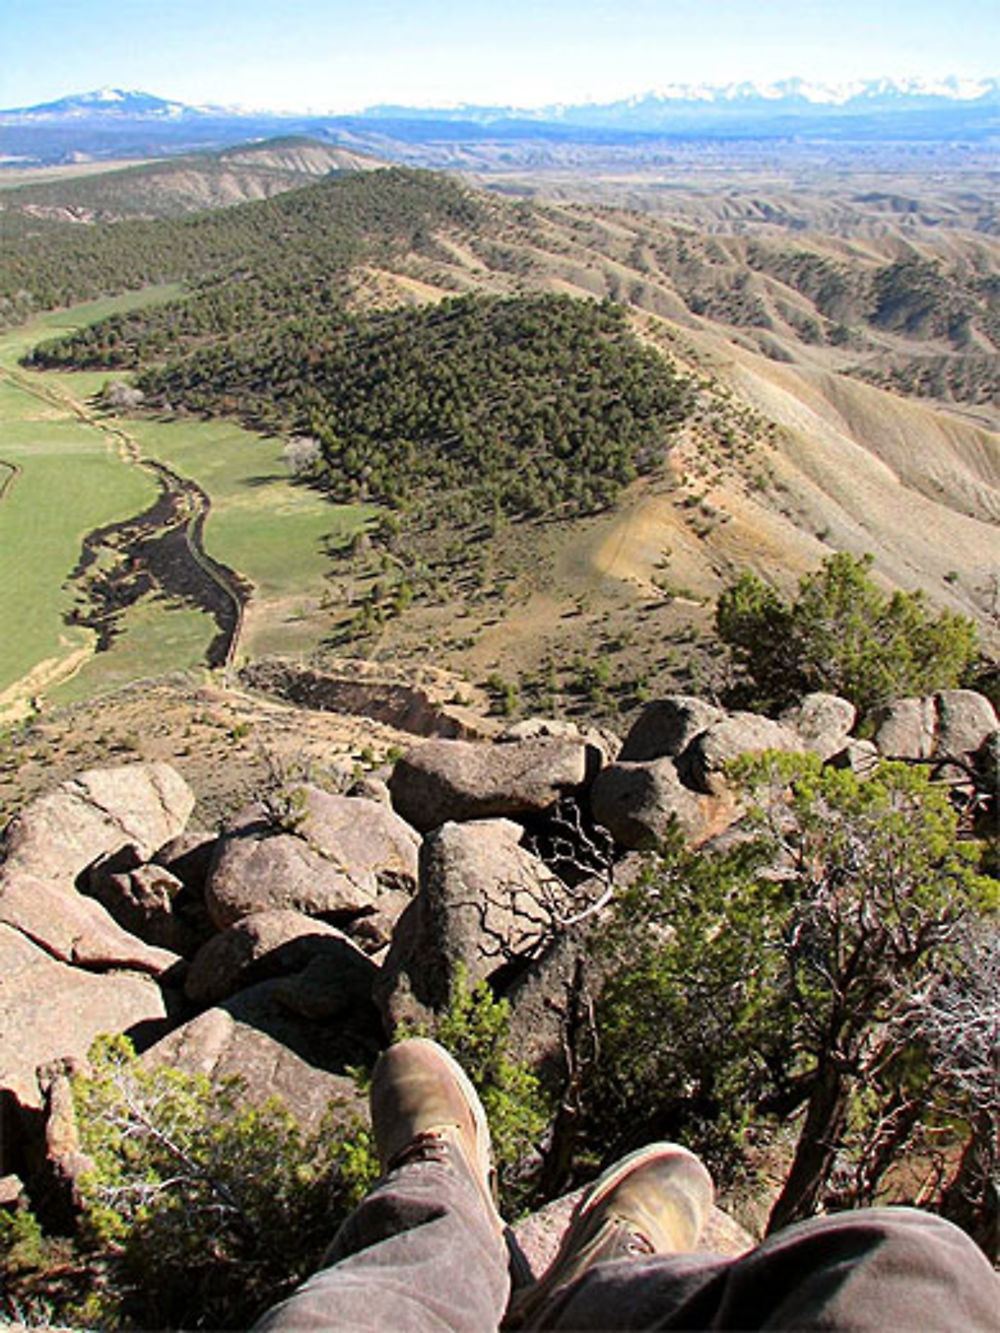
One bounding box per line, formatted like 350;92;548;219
1;286;376;704
0;375;159;694
50;600;213;706
0;285;184;369
125;417;375;605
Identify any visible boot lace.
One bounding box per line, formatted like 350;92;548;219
386;1128;454;1172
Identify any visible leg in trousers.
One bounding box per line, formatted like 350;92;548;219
254;1142;510;1333
253;1038;512;1333
539;1207;1000;1331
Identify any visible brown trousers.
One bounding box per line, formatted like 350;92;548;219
254;1155;1000;1331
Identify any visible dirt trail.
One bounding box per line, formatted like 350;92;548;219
0;458;21;504
0;644;93;723
0;363;252;712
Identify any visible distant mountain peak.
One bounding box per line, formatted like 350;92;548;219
2;88;201;120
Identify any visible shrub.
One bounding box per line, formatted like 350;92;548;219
716;552;978;717
70;1035;377;1329
585;757;997;1238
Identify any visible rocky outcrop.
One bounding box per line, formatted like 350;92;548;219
389;736;599;833
2;681;993;1267
1;762;194;884
502;718;621;765
85;849;203;956
205;788;419;940
592;693;861;850
0;762;193;975
0;925;170;1111
375;819;562;1030
32;1060;95;1229
873;696;938;760
874;690;997;763
935;690;998;759
0;868;180;975
590;758;738;850
239;657;495;740
779;693;856;761
619;697;725;763
828;738;880;777
142;980;369;1132
685;713;802;796
185;910;375;1009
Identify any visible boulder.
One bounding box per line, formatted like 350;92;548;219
685;714;802;796
32;1060;95;1229
780;693;856;761
0;924;170;1109
153;828;217;898
205;787;419;933
347;775;392;806
619;697;725;763
972;731;1000;785
206;830;375;930
874;691;997;766
185;909;375;1009
142;980;369;1132
389;737;598;833
0;868;180;975
873;696;938;760
375;819;563;1032
503;886;631;1081
500;720;620;766
0;1175;24;1209
827;739;880;778
269;953;377;1023
85;852;199;956
590;758;738;850
1;763;194;884
502;717;583;742
934;690;997;760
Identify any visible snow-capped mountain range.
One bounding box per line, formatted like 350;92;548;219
1;78;995;167
4;77;998;127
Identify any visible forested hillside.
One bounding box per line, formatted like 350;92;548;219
10;158;1000;414
20;166;692;526
136;293;691;519
4;160;997;724
0;167;480;327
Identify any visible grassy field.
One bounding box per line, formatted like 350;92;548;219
0;286;184;369
123;417;374;613
0;288;376;713
0;374;159;699
50;600;215;707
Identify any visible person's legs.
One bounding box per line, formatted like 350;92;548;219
254;1039;511;1333
538;1206;1000;1331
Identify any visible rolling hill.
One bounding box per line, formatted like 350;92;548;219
0;136;383;222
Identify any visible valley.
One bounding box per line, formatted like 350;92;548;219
0;155;997;771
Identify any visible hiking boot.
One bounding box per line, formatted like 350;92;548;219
369;1037;503;1234
508;1143;714;1328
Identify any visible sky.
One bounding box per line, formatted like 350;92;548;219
3;0;998;113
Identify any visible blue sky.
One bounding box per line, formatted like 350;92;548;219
3;0;997;112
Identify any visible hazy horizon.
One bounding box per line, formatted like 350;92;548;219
4;0;998;116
